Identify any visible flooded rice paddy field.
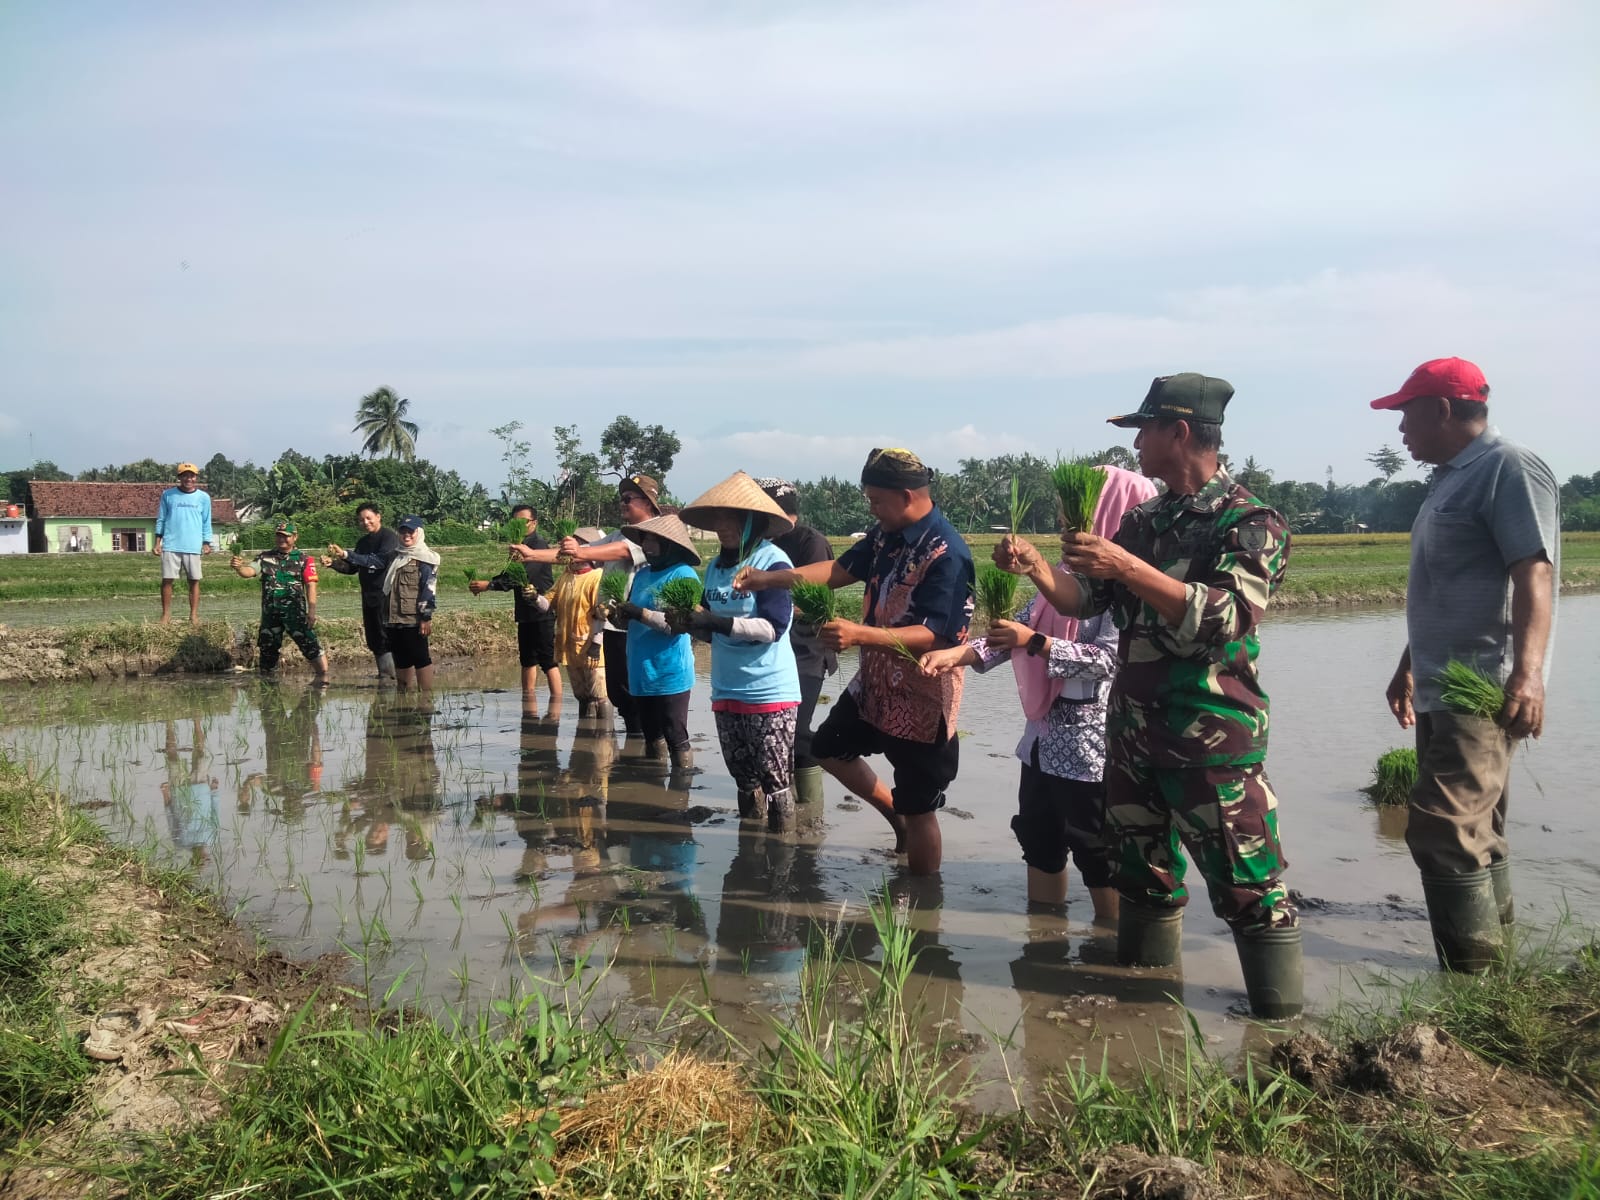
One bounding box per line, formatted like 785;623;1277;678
2;594;1595;1101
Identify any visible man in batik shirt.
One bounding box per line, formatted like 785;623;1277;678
738;448;974;875
1000;374;1300;1019
232;519;330;682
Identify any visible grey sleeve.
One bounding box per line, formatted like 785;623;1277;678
728;617;779;644
636;609;670;633
1489;450;1561;567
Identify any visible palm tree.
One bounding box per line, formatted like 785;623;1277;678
352;387;419;460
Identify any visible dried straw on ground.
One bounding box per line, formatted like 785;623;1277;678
547;1052;767;1169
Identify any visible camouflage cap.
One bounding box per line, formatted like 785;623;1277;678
274;519;298;535
1108;373;1233;428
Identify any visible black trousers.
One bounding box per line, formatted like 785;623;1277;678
602;629;639;732
361;603;389;659
637;691;691;751
795;670;826;770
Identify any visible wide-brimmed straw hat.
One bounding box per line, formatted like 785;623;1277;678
621;512;702;566
573;526;605;545
681;471;796;542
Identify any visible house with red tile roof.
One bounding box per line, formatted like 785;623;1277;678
25;481;239;554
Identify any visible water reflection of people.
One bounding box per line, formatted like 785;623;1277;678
161;716;219;863
238;683;323;822
340;693;441;860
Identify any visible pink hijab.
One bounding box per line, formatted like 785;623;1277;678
1011;466;1159;720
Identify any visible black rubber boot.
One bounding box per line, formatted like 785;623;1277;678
1489;858;1514;926
1117;901;1183;968
1233;924;1304;1020
737;789;762;820
670;746;697;775
645;737;669;761
1420;869;1504;973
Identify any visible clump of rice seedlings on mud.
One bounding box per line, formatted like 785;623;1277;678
1052;460;1108;534
598;572;628;607
1362;747;1417;806
656;577;704;621
1439;660;1506;720
791;581;836;627
976;563;1020;628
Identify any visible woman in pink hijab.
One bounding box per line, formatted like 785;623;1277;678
921;467;1158;918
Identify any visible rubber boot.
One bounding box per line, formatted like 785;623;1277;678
645;737;669;762
593;700;615;725
767;787;796;831
1489;858;1514;926
737;789;761;820
1233;924;1304;1020
1420;870;1504;973
670;745;697;775
794;765;825;807
1117;901;1184;968
375;652;396;680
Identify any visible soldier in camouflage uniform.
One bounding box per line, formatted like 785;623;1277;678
232;520;330;681
998;373;1301;1019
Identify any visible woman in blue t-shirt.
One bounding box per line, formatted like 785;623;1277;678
614;513;703;773
675;472;802;829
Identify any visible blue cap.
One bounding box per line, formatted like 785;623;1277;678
397;515;425;531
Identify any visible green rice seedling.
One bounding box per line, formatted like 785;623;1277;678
460;566;481;587
887;635;921;665
1052;460;1108;534
1007;474;1036;534
1439;659;1505;719
1362;747;1417;806
502;560;530;590
551;518;579;542
791;580;836;626
656;576;704;616
976;563;1020;627
599;571;628;606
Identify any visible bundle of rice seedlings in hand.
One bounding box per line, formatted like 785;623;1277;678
599;571;628;606
1052;461;1108;534
503;560;529;589
551;518;579;542
1438;660;1505;719
791;581;836;626
1007;475;1036;534
461;566;478;586
976;563;1020;627
1362;747;1417;807
656;576;704;618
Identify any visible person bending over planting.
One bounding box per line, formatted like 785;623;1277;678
560;475;662;736
477;503;563;701
612;512;703;772
232;519;330;682
332;514;438;691
922;466;1156;921
548;527;611;720
737;449;974;876
994;374;1300;1019
675;472;802;830
1368;357;1558;973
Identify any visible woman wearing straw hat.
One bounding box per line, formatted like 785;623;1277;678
675;471;803;829
615;512;703;772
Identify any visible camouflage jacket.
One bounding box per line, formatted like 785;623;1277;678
254;549;317;617
1076;469;1290;768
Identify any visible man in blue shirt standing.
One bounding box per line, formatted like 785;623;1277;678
154;462;216;625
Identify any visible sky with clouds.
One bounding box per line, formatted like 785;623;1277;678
3;1;1596;500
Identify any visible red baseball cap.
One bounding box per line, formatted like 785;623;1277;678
1370;357;1489;410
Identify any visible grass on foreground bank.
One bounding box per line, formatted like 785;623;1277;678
2;757;1598;1198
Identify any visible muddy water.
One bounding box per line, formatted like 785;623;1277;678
3;595;1595;1100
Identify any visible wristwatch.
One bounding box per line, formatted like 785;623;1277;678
1025;633;1047;657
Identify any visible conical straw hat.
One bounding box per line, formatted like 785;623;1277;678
681;471;796;541
621;512;703;566
573;526;605;544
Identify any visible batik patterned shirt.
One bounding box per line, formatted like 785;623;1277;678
1074;469;1289;768
254;549;317;618
837;506;975;743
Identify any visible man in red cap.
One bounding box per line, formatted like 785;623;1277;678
1370;357;1559;973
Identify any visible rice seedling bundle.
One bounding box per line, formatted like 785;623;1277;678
461;566;478;586
599;572;628;605
551;518;579;542
1438;660;1505;719
1052;461;1107;535
791;581;837;626
656;577;704;615
976;563;1020;627
1007;475;1035;535
1362;747;1417;807
503;560;530;589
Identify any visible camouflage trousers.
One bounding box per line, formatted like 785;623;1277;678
1104;752;1296;930
258;607;323;671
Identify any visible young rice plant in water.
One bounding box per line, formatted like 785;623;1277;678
1363;746;1417;806
791;581;836;626
1439;660;1505;719
976;563;1020;627
1053;461;1107;534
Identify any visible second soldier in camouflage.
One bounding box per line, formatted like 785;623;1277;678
232;520;330;682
